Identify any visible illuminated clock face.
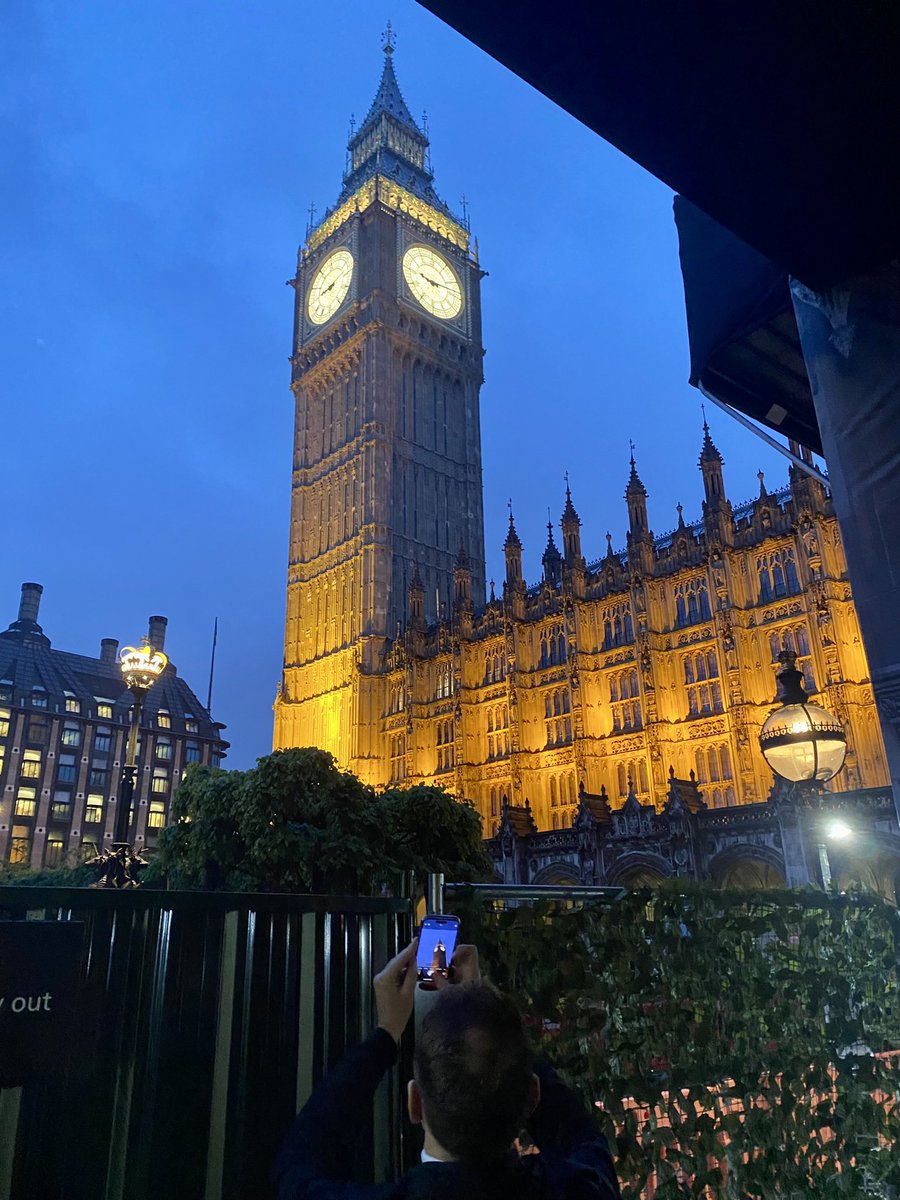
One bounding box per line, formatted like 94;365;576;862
402;246;463;320
307;249;354;325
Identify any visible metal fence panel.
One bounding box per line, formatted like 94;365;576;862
0;888;412;1200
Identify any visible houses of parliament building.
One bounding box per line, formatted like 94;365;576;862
272;37;889;834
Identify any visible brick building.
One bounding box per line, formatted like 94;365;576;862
0;583;228;868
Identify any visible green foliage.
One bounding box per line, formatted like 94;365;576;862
378;784;493;882
0;862;93;888
453;883;900;1199
147;748;492;894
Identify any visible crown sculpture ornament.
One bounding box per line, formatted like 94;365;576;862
119;644;168;693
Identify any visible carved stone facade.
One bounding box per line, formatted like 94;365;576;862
494;775;900;904
274;43;485;773
274;46;890;825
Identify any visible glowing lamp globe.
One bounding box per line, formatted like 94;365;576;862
759;652;847;784
119;644;168;694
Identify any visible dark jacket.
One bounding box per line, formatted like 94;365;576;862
274;1027;621;1200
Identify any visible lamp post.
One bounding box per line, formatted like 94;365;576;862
88;641;167;888
759;651;848;887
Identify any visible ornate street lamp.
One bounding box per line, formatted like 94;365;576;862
759;651;847;785
87;641;167;888
760;650;847;886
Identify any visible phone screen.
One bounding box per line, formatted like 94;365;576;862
416;915;459;982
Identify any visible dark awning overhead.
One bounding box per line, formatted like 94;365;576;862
417;1;900;290
674;198;821;456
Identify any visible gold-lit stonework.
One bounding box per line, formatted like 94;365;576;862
307;249;354;325
306;177;469;257
403;245;463;319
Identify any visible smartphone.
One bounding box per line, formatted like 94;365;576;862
416;914;460;983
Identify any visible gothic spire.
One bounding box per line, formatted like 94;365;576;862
359;25;424;135
504;508;522;550
542;518;562;587
543;519;561;560
699;415;723;465
625;442;647;497
561;476;582;565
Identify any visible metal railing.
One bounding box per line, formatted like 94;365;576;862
0;887;412;1200
430;874;625;911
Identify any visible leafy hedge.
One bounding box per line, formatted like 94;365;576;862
146;748;493;893
453;884;900;1198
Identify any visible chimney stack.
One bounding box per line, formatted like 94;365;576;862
100;638;119;665
18;583;43;625
147;615;167;652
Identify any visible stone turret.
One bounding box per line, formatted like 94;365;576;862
503;511;525;619
542;521;562;588
625;450;655;574
699;420;733;544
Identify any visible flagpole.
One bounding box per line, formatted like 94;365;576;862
206;617;218;713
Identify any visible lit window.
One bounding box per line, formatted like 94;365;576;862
20;749;41;779
61;724;81;747
184;717;198;734
695;744;734;785
436;720;455;773
148;800;166;829
0;707;10;738
616;759;649;796
674;576;712;628
157;711;171;730
65;696;81;713
390;734;406;783
486;704;510;760
609;669;642;733
44;836;65;868
84;795;104;823
8;825;31;865
539;624;567;668
15;786;37;817
156;738;173;761
96;701;114;719
31;690;48;709
544;687;572;747
185;742;201;764
757;548;801;604
684;651;723;717
51;791;71;821
57;753;77;783
151;769;168;794
601;603;634;650
769;627;817;693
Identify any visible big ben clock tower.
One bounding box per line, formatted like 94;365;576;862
274;31;486;782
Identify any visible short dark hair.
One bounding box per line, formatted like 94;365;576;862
414;980;534;1163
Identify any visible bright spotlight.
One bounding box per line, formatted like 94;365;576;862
827;819;853;841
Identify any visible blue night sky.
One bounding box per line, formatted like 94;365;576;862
3;1;797;769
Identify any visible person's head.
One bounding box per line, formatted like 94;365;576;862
409;980;538;1163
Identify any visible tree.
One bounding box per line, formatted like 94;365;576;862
378;784;493;883
148;748;492;893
